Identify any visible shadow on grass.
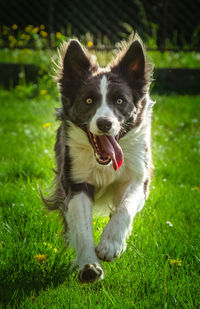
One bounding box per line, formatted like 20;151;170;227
0;262;75;306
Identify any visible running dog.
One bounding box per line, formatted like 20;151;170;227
42;35;154;283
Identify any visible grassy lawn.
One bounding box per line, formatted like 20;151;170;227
0;87;200;308
0;48;200;68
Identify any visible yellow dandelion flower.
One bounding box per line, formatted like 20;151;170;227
87;41;93;47
40;89;47;95
193;186;199;191
12;24;18;30
8;35;14;41
34;254;47;263
40;30;48;37
18;40;24;47
53;248;58;253
9;38;17;48
25;35;30;40
33;27;39;33
43;122;51;128
56;32;62;38
25;25;33;33
170;258;182;266
40;24;45;30
20;33;25;39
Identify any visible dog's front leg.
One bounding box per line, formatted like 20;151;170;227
65;192;104;283
96;181;145;261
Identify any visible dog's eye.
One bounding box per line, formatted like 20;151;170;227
116;98;123;105
86;98;93;104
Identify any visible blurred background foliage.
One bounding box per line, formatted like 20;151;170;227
0;0;200;67
0;0;199;92
1;0;200;50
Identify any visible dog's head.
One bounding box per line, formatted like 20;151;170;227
55;38;153;170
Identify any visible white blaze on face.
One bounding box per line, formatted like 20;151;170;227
89;75;120;136
100;75;108;108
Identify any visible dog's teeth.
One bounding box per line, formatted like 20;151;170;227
95;153;111;164
93;136;99;150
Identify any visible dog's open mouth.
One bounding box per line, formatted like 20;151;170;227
87;131;123;170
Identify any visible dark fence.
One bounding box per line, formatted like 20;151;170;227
1;62;200;94
1;0;200;50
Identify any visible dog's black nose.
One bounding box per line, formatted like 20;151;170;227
97;118;112;133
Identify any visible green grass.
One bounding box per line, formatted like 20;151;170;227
0;87;200;308
0;48;200;68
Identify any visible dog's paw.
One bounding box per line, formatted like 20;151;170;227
96;238;127;261
78;263;104;283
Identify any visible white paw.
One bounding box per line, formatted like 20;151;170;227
78;263;104;283
96;237;127;261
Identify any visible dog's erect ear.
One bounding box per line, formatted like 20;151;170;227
112;40;145;78
63;39;91;80
56;39;98;106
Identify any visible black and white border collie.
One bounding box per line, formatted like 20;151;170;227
42;36;154;283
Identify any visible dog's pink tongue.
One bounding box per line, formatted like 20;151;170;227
99;135;123;170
